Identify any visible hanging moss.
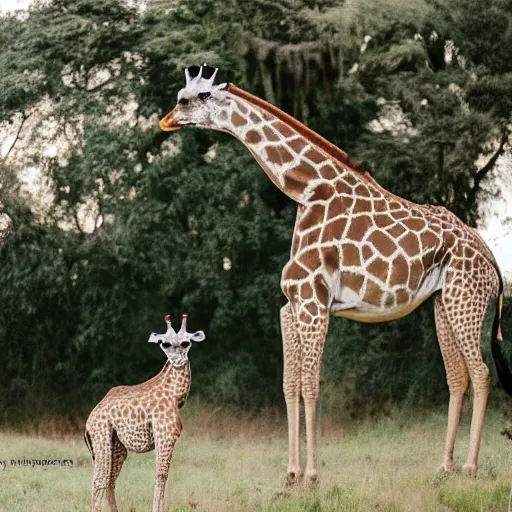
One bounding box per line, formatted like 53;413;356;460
248;36;346;120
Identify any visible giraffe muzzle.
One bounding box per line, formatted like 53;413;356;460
159;108;181;132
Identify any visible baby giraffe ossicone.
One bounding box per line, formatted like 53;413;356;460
84;314;205;512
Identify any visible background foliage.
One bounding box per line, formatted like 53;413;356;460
0;0;511;425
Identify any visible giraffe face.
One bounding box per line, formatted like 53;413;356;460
148;315;206;367
159;65;228;132
159;336;194;367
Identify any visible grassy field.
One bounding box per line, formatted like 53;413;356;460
0;405;511;512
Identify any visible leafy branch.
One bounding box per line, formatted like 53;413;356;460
3;112;31;161
467;127;509;206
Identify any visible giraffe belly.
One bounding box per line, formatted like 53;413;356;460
331;299;428;323
330;266;445;323
115;424;154;453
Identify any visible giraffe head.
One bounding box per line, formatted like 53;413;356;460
159;64;228;132
148;314;205;367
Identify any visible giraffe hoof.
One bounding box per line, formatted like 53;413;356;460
304;472;319;489
461;464;477;479
286;471;302;487
437;463;454;473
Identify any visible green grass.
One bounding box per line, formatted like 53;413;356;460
0;406;511;512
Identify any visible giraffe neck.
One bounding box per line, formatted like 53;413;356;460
213;84;365;204
154;361;191;406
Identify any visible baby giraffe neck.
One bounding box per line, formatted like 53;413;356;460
157;361;191;407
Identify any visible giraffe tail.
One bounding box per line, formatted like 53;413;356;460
490;273;512;396
84;429;95;461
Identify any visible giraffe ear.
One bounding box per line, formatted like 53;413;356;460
190;331;205;343
148;333;163;344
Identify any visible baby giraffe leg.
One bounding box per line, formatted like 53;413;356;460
152;421;180;512
106;435;127;512
90;427;114;512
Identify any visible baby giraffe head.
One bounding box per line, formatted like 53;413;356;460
159;64;229;132
148;314;205;367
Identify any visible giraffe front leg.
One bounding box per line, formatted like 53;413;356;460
152;440;177;512
281;302;302;486
153;473;169;512
152;420;180;512
297;296;329;486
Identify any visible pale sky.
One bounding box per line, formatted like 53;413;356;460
478;154;512;276
0;0;31;12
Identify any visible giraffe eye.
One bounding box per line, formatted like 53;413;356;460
198;92;211;101
161;342;171;349
178;97;189;105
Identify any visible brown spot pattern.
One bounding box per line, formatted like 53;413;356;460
341;243;361;266
400;232;421;257
262;125;280;141
266;146;294;164
231;112;247;126
320;164;339;179
368;256;389;279
310;183;334;202
245;129;262;143
304;149;327;164
363;280;382;305
367;230;396;257
288;137;309;154
346;215;373;240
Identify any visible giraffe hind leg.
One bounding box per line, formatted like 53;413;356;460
434;294;469;472
440;273;495;477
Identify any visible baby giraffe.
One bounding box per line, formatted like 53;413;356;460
84;314;205;512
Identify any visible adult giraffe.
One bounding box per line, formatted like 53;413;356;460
159;65;512;483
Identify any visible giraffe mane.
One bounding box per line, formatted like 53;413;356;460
227;84;364;174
